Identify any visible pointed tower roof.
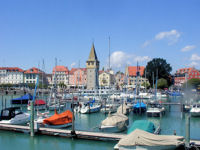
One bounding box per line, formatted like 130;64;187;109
88;43;98;61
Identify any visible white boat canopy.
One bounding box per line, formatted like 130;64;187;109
118;129;184;147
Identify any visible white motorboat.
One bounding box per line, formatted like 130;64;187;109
99;113;129;133
114;129;185;150
146;102;165;117
79;103;101;114
0;107;30;125
190;104;200;117
101;104;117;113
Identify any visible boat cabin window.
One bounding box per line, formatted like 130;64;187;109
2;110;9;117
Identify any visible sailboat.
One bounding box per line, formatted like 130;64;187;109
79;98;101;114
114;129;185;150
43;110;72;128
99;113;129;133
146;70;165;117
48;59;65;111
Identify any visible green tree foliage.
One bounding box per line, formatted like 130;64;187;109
145;58;172;87
141;82;150;89
157;78;168;89
183;78;200;89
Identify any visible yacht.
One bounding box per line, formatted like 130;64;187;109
146;102;165;117
190;104;200;117
0;107;30;125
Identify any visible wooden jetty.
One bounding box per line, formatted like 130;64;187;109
0;123;125;141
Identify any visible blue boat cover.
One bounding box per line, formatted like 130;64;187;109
11;94;33;101
133;102;146;108
127;120;155;134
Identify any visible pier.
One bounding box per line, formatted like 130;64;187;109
0;123;125;141
0;123;200;149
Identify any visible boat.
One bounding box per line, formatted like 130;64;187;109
43;110;72;128
27;99;46;111
114;129;185;150
99;113;129;133
127;120;156;134
79;99;101;114
11;94;33;104
117;103;129;115
190;104;200;117
0;107;30;125
133;102;146;113
101;104;117;113
146;102;165;117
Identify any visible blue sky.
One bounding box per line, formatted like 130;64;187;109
0;0;200;73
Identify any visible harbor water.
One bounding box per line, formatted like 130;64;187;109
0;94;200;150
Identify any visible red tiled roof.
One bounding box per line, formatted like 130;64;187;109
0;67;24;72
128;66;145;76
69;68;86;75
52;66;69;73
176;67;194;74
24;67;43;74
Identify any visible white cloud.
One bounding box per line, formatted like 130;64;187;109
181;45;196;52
155;29;181;45
70;62;76;68
110;51;150;70
134;56;151;62
142;40;151;48
190;54;200;61
187;61;199;67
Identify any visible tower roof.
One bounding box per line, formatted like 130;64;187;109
88;43;98;61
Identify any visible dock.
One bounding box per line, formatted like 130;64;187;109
0;123;125;141
0;123;200;149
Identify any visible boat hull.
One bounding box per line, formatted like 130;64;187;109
44;123;72;128
114;144;183;150
100;125;126;133
0;113;30;125
80;105;101;114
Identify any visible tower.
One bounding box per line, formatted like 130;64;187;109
86;43;100;89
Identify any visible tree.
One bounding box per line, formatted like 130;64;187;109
183;78;200;89
141;82;150;89
157;78;168;89
145;58;172;87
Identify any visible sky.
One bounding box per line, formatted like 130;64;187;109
0;0;200;74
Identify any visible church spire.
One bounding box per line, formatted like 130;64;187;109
88;43;98;61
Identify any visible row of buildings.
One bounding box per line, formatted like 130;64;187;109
0;44;148;90
1;43;199;89
174;67;200;87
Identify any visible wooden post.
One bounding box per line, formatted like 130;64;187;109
185;113;190;148
1;95;3;109
30;101;34;137
104;98;106;114
4;98;6;109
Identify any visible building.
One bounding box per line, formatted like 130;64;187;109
69;68;87;88
174;67;194;87
46;74;53;85
24;67;46;84
125;66;148;89
188;69;200;80
86;43;100;89
0;67;24;84
99;70;115;87
52;66;69;86
115;71;125;90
